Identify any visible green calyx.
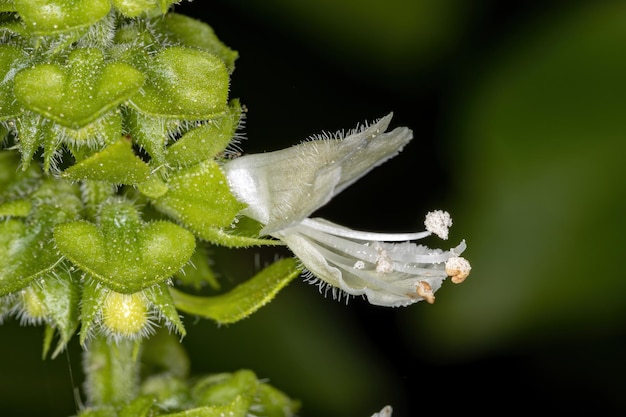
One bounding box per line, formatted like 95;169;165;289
0;1;301;361
54;198;196;294
13;48;145;129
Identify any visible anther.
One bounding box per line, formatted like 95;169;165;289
416;281;435;304
445;256;471;284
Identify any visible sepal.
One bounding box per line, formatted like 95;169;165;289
62;136;151;185
0;180;81;296
0;45;29;120
146;160;247;246
13;48;145;129
14;0;111;35
54;198;196;294
112;0;179;18
155;13;239;73
165;100;242;168
128;47;229;119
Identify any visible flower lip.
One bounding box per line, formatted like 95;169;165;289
223;112;413;235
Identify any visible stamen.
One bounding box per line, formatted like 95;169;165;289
300;218;432;242
445;256;471;283
374;244;394;273
294;224;465;265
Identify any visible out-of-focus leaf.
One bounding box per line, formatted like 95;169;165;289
224;0;466;85
410;1;626;359
191;370;257;407
118;395;156;417
255;383;300;417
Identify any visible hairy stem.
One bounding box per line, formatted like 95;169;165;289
82;336;141;407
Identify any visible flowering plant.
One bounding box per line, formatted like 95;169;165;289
0;1;469;416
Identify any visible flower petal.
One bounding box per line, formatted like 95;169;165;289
223;113;413;234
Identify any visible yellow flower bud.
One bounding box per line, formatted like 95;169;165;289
101;291;151;339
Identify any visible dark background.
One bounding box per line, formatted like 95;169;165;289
2;1;626;416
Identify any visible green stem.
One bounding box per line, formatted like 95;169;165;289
83;336;142;407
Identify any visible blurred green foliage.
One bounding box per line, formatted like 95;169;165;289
414;0;626;357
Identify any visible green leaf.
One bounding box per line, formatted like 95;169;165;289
56;111;123;146
156;13;239;72
118;396;157;417
31;177;83;213
54;199;196;293
191;370;258;407
144;282;186;337
35;268;81;358
62;137;151;184
142;328;190;379
76;406;118;417
79;180;117;221
112;0;178;18
78;277;105;345
111;0;156;18
162;394;250;417
149;160;245;242
14;48;145;129
173;244;220;291
123;110;171;165
0;199;78;296
16;114;56;170
0;150;41;197
170;258;301;324
139;374;191;411
165;100;242;168
136;174;169;199
129;47;229;119
255;383;300;417
0;0;16;12
0;45;28;120
14;0;111;35
0;199;32;217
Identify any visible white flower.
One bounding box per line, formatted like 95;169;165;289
371;405;393;417
223;113;470;307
